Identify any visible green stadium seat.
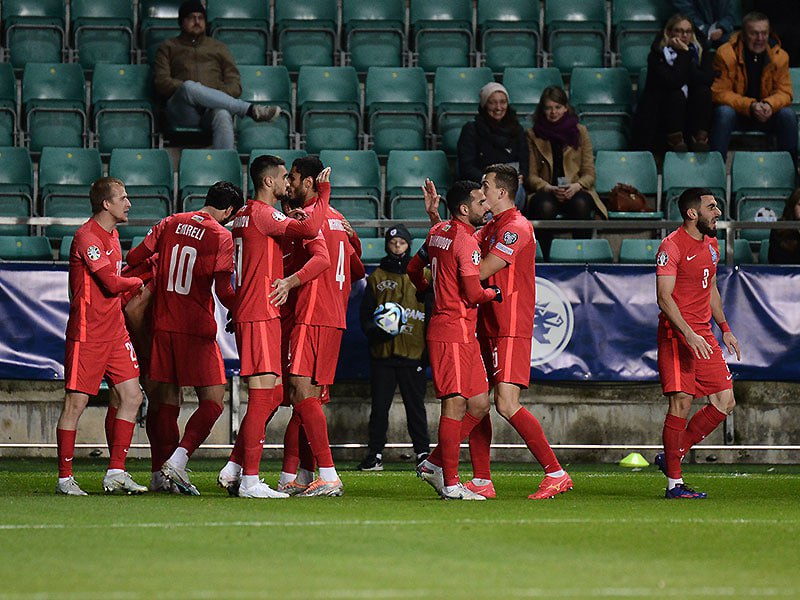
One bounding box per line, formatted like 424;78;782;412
236;66;293;156
92;64;156;154
139;0;182;65
612;0;672;75
71;0;134;70
179;149;242;212
594;151;660;218
58;235;73;261
297;67;362;154
732;151;796;242
387;150;450;237
434;67;495;156
478;0;541;72
109;149;173;232
410;0;474;73
39;147;103;239
22;64;87;154
790;68;800;118
662;152;727;220
118;198;170;241
319;150;382;237
717;239;756;264
2;0;65;69
275;0;337;72
0;64;19;147
247;149;308;196
343;0;406;72
0;235;53;261
366;67;429;155
0;148;33;236
545;0;607;73
207;0;270;65
359;237;386;263
571;67;633;154
502;67;563;119
549;238;613;263
759;239;770;264
618;238;659;264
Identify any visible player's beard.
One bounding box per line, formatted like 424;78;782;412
697;216;716;237
283;190;303;210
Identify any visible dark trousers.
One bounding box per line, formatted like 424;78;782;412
524;190;594;259
367;359;430;455
662;85;712;137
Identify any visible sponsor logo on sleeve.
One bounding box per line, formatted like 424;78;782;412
87;245;101;261
656;251;668;267
471;250;481;265
502;231;518;245
272;210;287;222
496;242;514;256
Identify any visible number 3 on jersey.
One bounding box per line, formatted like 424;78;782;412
167;243;197;295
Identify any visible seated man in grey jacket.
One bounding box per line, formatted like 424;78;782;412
153;0;278;149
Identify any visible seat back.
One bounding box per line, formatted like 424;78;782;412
0;147;34;196
22;63;86;109
386;150;450;200
662;152;727;219
274;0;338;71
0;236;52;260
297;66;361;111
731;151;797;203
410;0;473;71
179;150;243;205
570;67;633;113
366;67;428;112
207;0;268;23
618;238;659;264
478;0;541;70
319;150;382;199
502;67;563;117
39;147;102;190
72;0;133;22
343;0;405;70
109;149;173;192
549;238;613;263
239;66;292;110
91;64;153;106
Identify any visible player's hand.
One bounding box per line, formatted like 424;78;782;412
224;310;234;334
286;207;308;221
422;178;443;224
341;217;355;237
685;330;713;359
488;285;503;303
316;167;331;184
722;331;741;361
269;278;292;306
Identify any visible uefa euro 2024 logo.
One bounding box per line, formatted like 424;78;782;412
531;278;574;367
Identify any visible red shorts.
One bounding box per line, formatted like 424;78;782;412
479;335;532;388
64;336;139;395
287;324;343;386
150;330;226;387
428;339;488;399
235;320;282;378
657;325;733;397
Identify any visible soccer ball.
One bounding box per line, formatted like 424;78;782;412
373;302;407;336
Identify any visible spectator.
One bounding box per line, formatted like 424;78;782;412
768;189;800;264
634;14;714;153
710;11;796;161
754;1;800;67
153;0;279;150
670;0;735;49
358;224;430;471
457;82;529;208
524;86;607;259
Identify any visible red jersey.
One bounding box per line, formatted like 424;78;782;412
656;226;720;332
66;219;129;342
292;205;364;329
423;219;492;343
477;208;537;339
139;211;234;339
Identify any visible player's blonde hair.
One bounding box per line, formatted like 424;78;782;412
89;177;125;214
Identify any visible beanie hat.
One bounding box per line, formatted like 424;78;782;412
179;0;206;22
479;82;509;108
385;223;412;253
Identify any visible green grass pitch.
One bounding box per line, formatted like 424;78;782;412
1;459;798;599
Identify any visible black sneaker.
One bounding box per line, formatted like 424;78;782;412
357;454;383;471
416;452;430;467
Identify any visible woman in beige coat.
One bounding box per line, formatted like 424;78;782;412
524;86;607;258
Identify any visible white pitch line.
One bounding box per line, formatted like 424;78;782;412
1;516;798;532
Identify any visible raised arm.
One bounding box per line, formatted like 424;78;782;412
283;169;333;239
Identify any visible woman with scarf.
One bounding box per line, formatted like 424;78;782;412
457;82;529;208
633;14;714;153
525;86;606;259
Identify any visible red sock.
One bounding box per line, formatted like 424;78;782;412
229;430;243;466
438;416;463;487
298;424;316;472
155;404;180;470
108;419;135;471
469;414;493;481
294;397;334;469
105;405;118;453
509;408;561;473
282;410;302;474
179;401;223;456
240;388;282;476
145;403;160;472
57;428;77;478
662;413;687;479
429;411;482;468
683;404;726;453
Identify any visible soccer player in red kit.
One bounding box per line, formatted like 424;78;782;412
275;156;365;497
56;177;147;495
126;181;244;495
217;155;331;499
655;187;740;499
408;180;501;500
421;166;572;500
